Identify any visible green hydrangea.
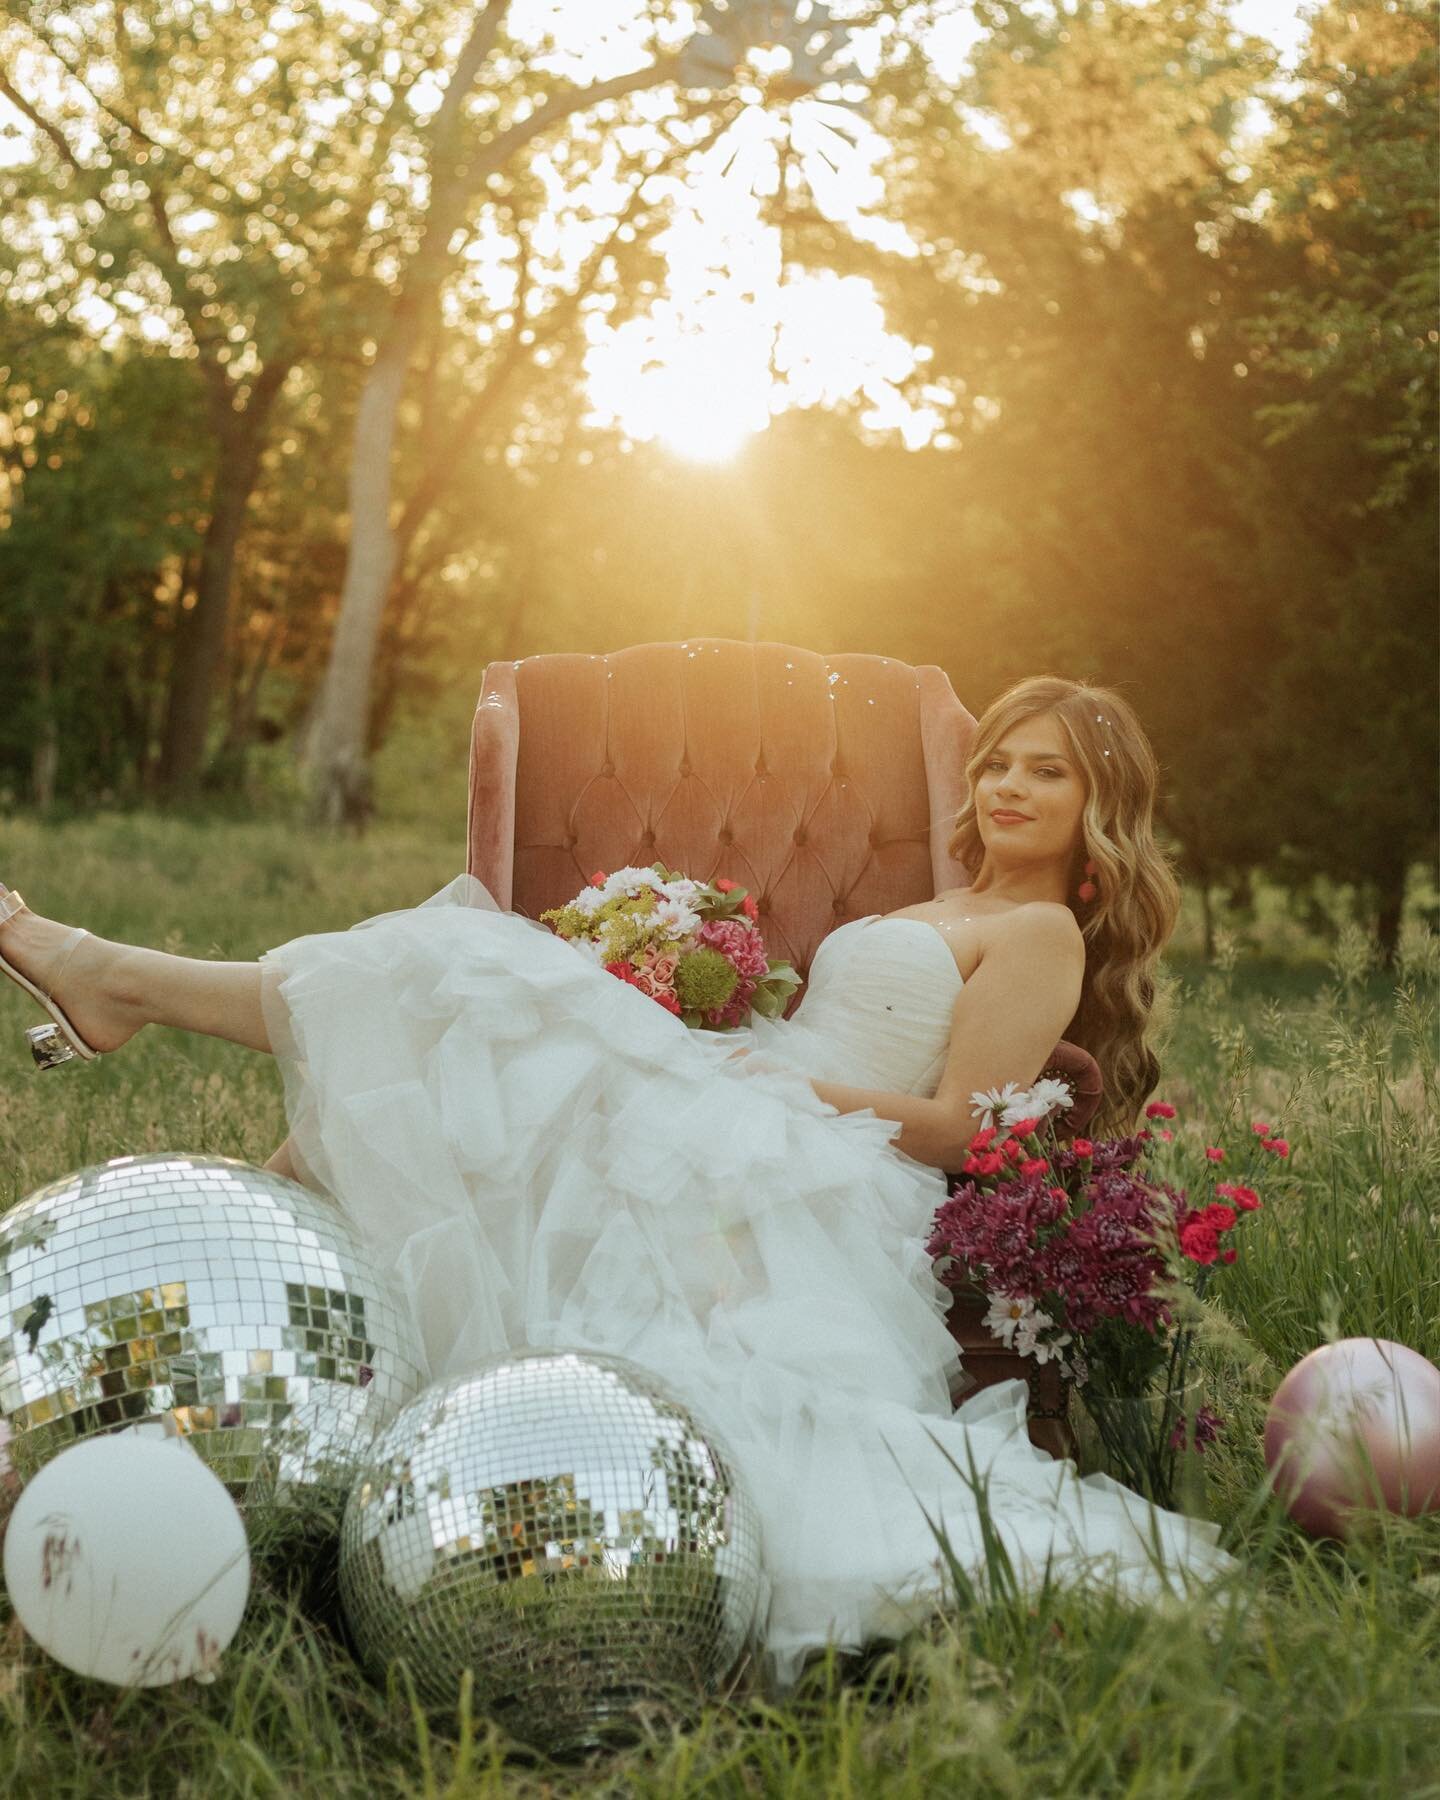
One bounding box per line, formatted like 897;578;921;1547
674;947;739;1012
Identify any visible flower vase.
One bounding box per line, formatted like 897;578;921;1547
1077;1377;1209;1515
943;1286;1076;1461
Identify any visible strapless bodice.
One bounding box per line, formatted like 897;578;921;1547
740;915;964;1096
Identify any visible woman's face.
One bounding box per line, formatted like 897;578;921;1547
973;711;1087;868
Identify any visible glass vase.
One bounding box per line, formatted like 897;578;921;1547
1077;1377;1209;1515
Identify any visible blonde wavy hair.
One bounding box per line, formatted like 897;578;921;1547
945;676;1181;1136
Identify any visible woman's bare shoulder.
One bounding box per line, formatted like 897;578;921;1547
983;900;1085;960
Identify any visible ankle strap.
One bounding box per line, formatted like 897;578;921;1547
0;890;25;925
45;927;90;1004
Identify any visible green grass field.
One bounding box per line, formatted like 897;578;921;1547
1;814;1437;1798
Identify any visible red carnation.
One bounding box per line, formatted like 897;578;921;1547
1072;1139;1094;1157
1251;1120;1272;1136
1179;1219;1220;1265
1204;1146;1225;1163
969;1126;999;1151
1201;1202;1237;1232
1215;1183;1261;1211
1220;1248;1237;1264
590;870;609;886
1008;1117;1042;1138
1020;1158;1049;1176
1145;1101;1177;1119
1260;1137;1290;1158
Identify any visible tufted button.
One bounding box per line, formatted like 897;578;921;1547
679;760;691;777
794;829;807;847
601;761;615;777
832;897;845;913
718;827;733;844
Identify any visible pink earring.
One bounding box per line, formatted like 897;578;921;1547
1077;858;1098;903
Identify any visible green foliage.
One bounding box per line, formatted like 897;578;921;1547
0;334;206;804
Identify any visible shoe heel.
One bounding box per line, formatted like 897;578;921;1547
28;1024;79;1069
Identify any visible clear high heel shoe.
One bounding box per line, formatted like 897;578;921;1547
0;889;99;1068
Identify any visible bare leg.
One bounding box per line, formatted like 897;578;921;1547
0;899;271;1055
109;939;271;1052
264;1136;319;1191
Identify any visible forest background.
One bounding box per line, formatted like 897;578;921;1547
1;0;1435;961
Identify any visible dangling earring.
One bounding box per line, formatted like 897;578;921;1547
1077;858;1098;903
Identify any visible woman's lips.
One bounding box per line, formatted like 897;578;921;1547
991;811;1033;823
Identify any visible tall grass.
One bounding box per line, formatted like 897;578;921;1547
0;814;1436;1797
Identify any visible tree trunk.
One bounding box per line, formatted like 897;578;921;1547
156;376;286;795
300;31;678;824
302;300;422;826
1374;856;1409;967
31;621;58;811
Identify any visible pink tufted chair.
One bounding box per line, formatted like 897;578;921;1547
466;638;1101;1129
467;639;1099;1448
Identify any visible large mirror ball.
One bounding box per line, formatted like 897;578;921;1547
0;1154;427;1516
339;1348;766;1752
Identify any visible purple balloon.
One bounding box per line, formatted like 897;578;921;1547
1264;1338;1440;1538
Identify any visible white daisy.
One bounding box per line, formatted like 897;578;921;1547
1028;1330;1073;1366
601;866;669;900
1013;1307;1057;1358
970;1082;1025;1130
982;1292;1034;1348
1005;1075;1075;1126
650;896;702;940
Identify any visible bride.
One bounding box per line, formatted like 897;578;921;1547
0;674;1237;1688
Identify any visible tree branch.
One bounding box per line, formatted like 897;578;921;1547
0;64;86;174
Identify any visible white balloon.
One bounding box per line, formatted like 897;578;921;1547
2;1432;250;1686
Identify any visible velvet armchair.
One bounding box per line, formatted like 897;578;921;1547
466;639;1099;1445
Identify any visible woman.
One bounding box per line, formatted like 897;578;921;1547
0;676;1236;1689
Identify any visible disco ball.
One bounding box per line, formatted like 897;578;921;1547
339;1348;766;1752
0;1154;426;1518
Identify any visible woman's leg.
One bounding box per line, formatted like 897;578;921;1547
110;939;272;1052
0;899;271;1055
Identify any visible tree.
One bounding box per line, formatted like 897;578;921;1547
300;6;692;822
0;3;410;790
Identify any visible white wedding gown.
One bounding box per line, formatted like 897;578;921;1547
259;875;1236;1690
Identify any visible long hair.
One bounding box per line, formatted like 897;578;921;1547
945;676;1181;1136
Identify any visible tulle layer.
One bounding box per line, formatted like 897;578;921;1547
259;875;1237;1692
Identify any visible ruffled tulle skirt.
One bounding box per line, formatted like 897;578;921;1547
259;875;1237;1690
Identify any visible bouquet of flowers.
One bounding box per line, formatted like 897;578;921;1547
541;864;801;1030
927;1081;1288;1505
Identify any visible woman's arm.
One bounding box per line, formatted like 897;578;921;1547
814;906;1086;1172
807;1081;962;1170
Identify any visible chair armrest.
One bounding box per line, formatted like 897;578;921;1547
1037;1039;1103;1139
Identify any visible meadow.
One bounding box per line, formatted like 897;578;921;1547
0;807;1436;1798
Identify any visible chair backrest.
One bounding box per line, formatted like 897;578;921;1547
467;637;976;979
